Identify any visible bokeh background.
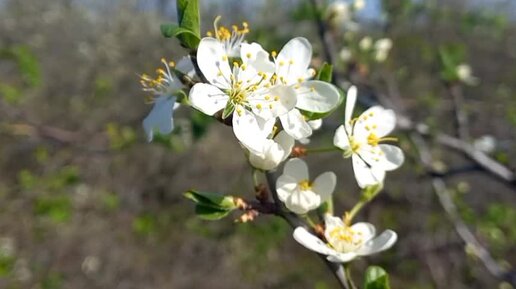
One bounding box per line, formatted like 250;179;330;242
1;0;516;288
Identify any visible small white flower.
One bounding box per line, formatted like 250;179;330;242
374;38;393;63
339;48;353;62
189;37;297;154
473;135;496;154
249;131;294;171
273;37;341;140
359;36;373;51
456;63;478;85
326;2;359;31
276;158;336;214
333;86;404;188
141;57;191;142
353;0;366;10
293;215;397;263
208;16;250;57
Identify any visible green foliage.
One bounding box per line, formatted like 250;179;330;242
316;62;333;83
102;193;120;211
0;255;15;277
132;214;157;236
169;0;201;49
34;194;72;223
364;266;391;289
41;272;63;289
184;190;236;220
0;83;21;104
106;123;137;150
438;44;466;82
191;110;212;140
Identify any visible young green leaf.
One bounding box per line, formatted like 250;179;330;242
184;190;236;210
195;204;231;221
364;266;391;289
175;0;201;49
316;62;333;83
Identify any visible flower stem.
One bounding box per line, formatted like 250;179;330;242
344;264;358;289
302;214;317;228
347;200;366;222
252;168;261;187
305;147;340;154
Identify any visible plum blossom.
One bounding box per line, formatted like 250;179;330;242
141;56;194;142
207;16;250;57
248;131;294;171
189;37;296;153
293;215;397;263
272;37;341;140
276;158;336;214
333;86;404;188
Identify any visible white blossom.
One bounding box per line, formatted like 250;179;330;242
359;36;373;51
276;158;336;214
333;86;404;188
326;2;359;31
456;63;478;85
189;37;297;153
208;17;250;58
293;215;397;263
249;131;294;171
272;37;340;140
141;57;193;142
374;38;393;62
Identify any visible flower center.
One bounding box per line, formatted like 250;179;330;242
366;132;398;147
298;179;312;191
327;225;364;253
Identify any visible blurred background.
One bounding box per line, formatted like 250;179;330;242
1;0;516;288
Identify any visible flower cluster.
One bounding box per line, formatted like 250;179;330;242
139;16;405;265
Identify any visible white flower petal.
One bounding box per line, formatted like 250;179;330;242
189;83;228;116
276;37;312;85
241;42;275;74
344;86;357;131
324;215;345;229
379;144;404;171
276;174;298;202
333;125;350;150
352;155;385;188
283;158;309;182
142;96;175;142
286;189;321;214
249;131;294;171
309;119;323;130
197;37;231;89
353;106;396;138
356;230;397;256
280;109;312;140
176;56;196;78
326;252;357;263
232;108;270;154
293;227;334;255
252;85;297;120
350;222;376;242
296;81;340;113
312;172;336;201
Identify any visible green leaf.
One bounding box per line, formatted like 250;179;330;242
160;23;199;40
195;204;231;220
175;0;201;49
364;266;391;289
184;190;236;210
300;87;344;121
222;102;235;119
316;62;333;82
